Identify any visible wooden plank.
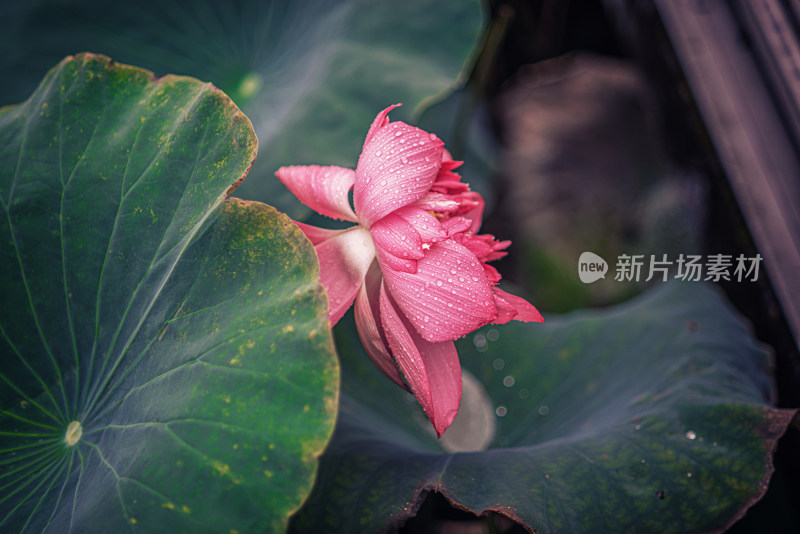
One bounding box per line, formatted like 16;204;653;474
654;0;800;345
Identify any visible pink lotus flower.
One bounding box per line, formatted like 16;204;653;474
276;104;542;436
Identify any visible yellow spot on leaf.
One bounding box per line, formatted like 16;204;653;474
303;405;310;413
283;325;294;334
229;357;240;366
214;461;230;476
163;502;175;510
264;470;273;478
130;518;137;524
233;443;239;450
182;505;191;514
224;396;231;404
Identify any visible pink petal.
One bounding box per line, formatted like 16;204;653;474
441;217;472;237
379;285;462;437
376;247;417;274
354;121;444;227
276;165;357;222
354;263;407;389
381;239;497;343
294;221;344;246
413;192;460;213
460;191;485;233
313;226;376;325
370;213;425;261
492;287;544;325
394;206;448;244
364;103;402;148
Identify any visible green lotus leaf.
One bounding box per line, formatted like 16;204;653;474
0;54;338;533
0;0;485;217
290;282;794;533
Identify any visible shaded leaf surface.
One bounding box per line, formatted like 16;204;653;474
0;54;338;533
0;0;484;216
290;283;794;533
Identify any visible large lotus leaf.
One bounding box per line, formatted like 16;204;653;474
290;282;795;533
0;54;338;532
0;0;485;217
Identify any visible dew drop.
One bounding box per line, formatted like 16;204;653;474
380;180;387;186
495;406;507;417
503;376;515;388
401;156;408;163
487;329;500;341
492;358;505;370
423;315;430;323
685;430;697;440
395;131;402;137
538;405;550;416
376;150;382;156
436;280;443;287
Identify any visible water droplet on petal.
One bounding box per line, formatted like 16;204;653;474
436;280;443;287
